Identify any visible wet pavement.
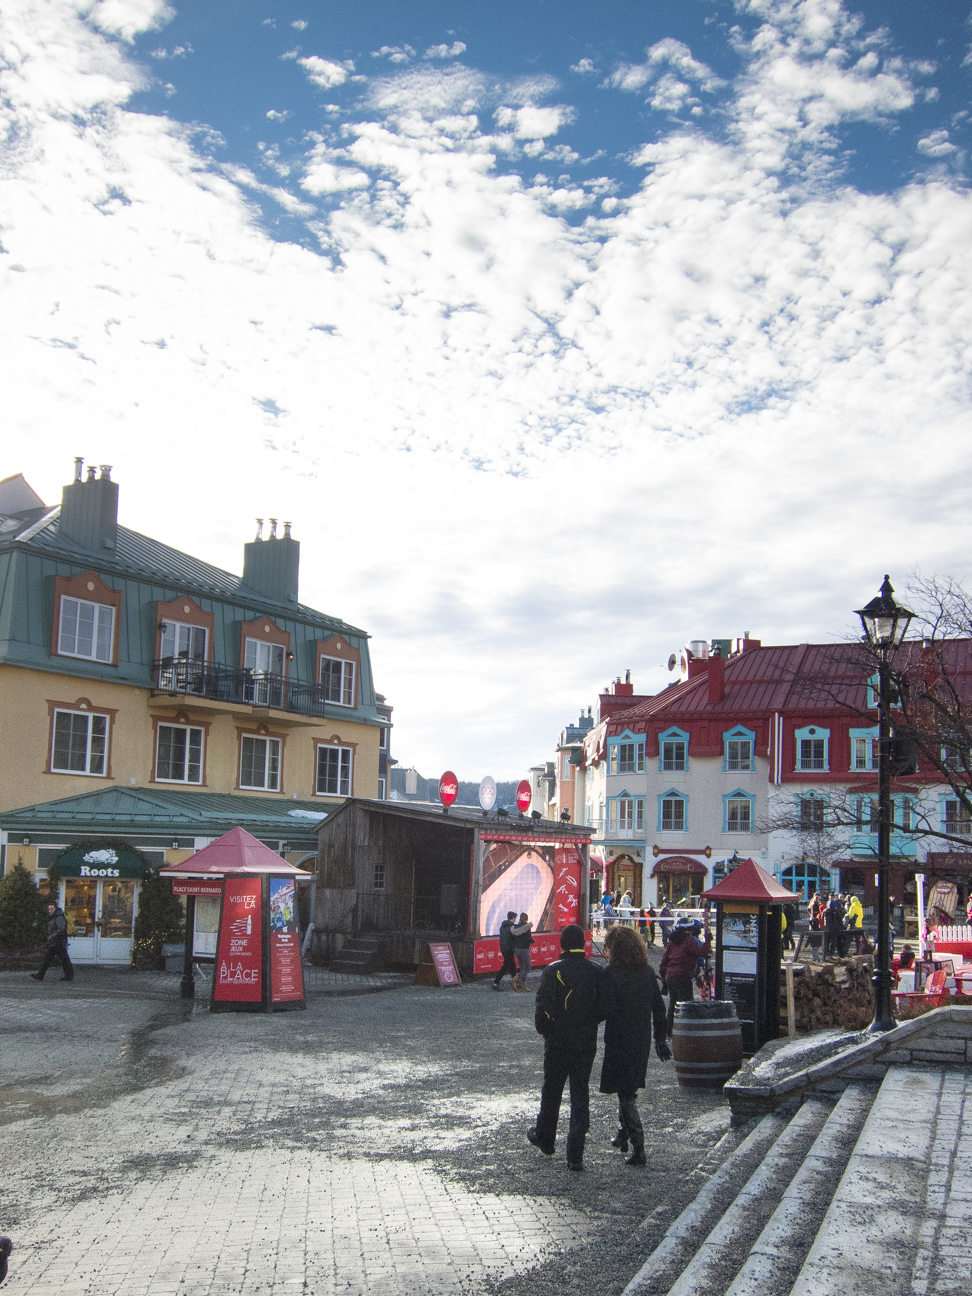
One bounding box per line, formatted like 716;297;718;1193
0;960;732;1295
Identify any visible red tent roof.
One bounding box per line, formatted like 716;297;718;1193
159;826;312;877
702;858;798;903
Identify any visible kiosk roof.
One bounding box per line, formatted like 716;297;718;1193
702;857;798;903
160;826;312;877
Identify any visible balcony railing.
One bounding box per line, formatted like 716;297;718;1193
153;659;331;718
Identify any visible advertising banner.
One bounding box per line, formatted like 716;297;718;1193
268;877;305;1009
213;877;264;1007
479;840;583;938
474;931;593;975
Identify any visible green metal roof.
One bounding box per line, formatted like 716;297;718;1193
1;786;326;843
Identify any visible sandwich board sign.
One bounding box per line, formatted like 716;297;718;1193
414;942;462;987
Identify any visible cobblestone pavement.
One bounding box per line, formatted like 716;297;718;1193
0;960;730;1295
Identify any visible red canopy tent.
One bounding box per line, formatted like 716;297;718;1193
702;858;798;903
160;826;312;878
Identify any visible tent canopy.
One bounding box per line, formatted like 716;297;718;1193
702;857;798;903
160;826;313;878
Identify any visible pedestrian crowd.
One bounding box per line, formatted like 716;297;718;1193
806;891;868;960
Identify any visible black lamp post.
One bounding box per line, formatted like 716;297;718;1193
855;575;914;1032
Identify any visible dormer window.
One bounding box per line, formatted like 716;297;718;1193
58;596;114;663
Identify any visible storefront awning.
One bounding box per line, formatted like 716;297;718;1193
651;855;708;877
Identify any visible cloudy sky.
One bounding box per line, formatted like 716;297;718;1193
2;0;971;780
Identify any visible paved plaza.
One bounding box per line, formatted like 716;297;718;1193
0;964;730;1295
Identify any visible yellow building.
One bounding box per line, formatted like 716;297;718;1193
0;463;385;962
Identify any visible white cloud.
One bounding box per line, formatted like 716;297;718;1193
372;44;414;64
570;57;595;75
85;0;172;43
265;108;290;121
297;55;353;88
3;0;972;778
495;104;573;139
149;42;191;59
425;41;466;60
917;130;957;158
291;19;307;31
608;37;724;101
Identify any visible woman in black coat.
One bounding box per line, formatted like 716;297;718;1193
599;925;671;1165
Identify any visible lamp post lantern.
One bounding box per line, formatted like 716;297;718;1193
855;575;914;1032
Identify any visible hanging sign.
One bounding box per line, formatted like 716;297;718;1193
171;878;224;897
268;877;306;1009
515;779;532;813
49;844;147;880
439;771;459;808
478;775;497;810
213;877;264;1008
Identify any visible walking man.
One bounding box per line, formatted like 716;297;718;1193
528;924;608;1171
659;917;709;1036
492;911;518;990
31;903;73;983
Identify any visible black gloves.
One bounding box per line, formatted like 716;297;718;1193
655;1040;672;1062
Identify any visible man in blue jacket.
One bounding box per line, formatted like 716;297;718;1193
528;924;608;1171
492;911;518;990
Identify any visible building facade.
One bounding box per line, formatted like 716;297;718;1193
0;463;387;960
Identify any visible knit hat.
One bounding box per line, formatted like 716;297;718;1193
560;924;585;952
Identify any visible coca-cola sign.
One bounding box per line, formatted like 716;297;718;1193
515;779;532;812
439;771;459;808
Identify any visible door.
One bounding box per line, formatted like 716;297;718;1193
61;879;137;963
244;638;285;706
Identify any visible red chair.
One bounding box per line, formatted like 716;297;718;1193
893;968;949;1014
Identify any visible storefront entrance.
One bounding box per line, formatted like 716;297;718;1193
62;878;137;964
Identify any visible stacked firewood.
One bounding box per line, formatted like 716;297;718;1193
782;957;875;1034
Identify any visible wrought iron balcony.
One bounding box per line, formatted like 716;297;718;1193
152;659;331;718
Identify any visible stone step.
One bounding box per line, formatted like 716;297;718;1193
662;1097;834;1296
723;1084;877;1296
623;1109;797;1296
788;1067;950;1296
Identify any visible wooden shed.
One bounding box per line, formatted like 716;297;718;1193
313;798;594;974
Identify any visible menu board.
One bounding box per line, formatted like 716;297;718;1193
213;877;264;1006
268;877;305;1008
428;942;461;986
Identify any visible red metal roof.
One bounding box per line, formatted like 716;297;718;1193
702;857;799;903
160;826;312;877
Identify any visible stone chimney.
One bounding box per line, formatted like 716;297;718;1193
242;518;300;604
59;459;118;552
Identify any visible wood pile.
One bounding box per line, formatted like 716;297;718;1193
782;957;875;1034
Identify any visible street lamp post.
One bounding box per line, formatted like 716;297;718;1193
855;576;914;1032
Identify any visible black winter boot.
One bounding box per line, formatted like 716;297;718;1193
565;1131;586;1171
625;1140;647;1166
610;1126;629;1151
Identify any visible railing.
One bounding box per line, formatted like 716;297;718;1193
153;659;331;718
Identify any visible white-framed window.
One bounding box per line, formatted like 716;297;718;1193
58;596;114;663
613;796;644;833
562;753;572;780
156;724;203;783
943;799;972;837
725;739;752;771
661;740;686;771
610;739;646;774
799;796;826;831
320;656;355;706
898;797;914;833
316;744;352;796
725;796;752;833
850;727;879;771
378;726;388;751
244;638;285;706
585;802;593;826
240;734;281;791
373;862;386;890
51;709;108;775
795;726;829;772
660;794;686;832
161;621;207;664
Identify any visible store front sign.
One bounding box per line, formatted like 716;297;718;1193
50;844;146;880
171;878;224;897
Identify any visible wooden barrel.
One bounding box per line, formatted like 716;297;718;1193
671;1000;743;1089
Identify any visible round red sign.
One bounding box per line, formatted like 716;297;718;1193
515;779;532;812
438;771;459;808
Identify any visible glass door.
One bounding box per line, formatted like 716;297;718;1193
244;638;285;706
63;879;98;962
97;880;136;963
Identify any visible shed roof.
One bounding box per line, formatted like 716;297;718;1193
160;826;311;876
702;858;798;903
315;797;594;839
0;786;325;844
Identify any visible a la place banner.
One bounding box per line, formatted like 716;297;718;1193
48;844;147;880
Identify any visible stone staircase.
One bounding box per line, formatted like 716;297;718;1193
624;1067;972;1296
328;935;384;975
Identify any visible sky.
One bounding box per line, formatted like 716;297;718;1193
2;0;972;781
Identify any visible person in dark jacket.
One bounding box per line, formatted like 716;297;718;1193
658;918;708;1036
492;911;519;990
824;895;844;959
31;904;73;983
511;912;535;990
528;923;608;1170
599;926;671;1165
658;902;673;946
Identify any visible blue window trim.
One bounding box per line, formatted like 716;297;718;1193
657;787;688;832
608;792;645;833
723;725;756;772
849;726;879;771
658;726;690;774
794;724;830;773
850;795;917;857
608;730;646;775
866;673;902;710
723;788;755;834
